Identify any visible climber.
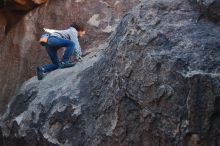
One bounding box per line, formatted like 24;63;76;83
36;22;86;80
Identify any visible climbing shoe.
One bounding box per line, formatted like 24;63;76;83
37;66;45;80
59;61;76;69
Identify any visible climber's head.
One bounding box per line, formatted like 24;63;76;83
70;22;86;38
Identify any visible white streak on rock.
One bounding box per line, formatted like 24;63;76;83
87;14;101;27
101;25;116;33
114;1;120;6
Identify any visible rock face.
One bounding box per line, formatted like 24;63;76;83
191;0;220;23
1;0;47;9
0;0;45;41
1;0;220;146
0;0;139;114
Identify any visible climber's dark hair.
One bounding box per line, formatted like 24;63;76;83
70;22;86;32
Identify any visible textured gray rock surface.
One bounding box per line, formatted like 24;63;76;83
1;0;220;146
191;0;220;23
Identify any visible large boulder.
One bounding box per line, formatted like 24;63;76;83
1;0;220;145
0;0;139;114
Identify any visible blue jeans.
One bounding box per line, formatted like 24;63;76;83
41;36;75;73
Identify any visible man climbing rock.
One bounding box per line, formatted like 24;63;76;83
37;22;86;80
